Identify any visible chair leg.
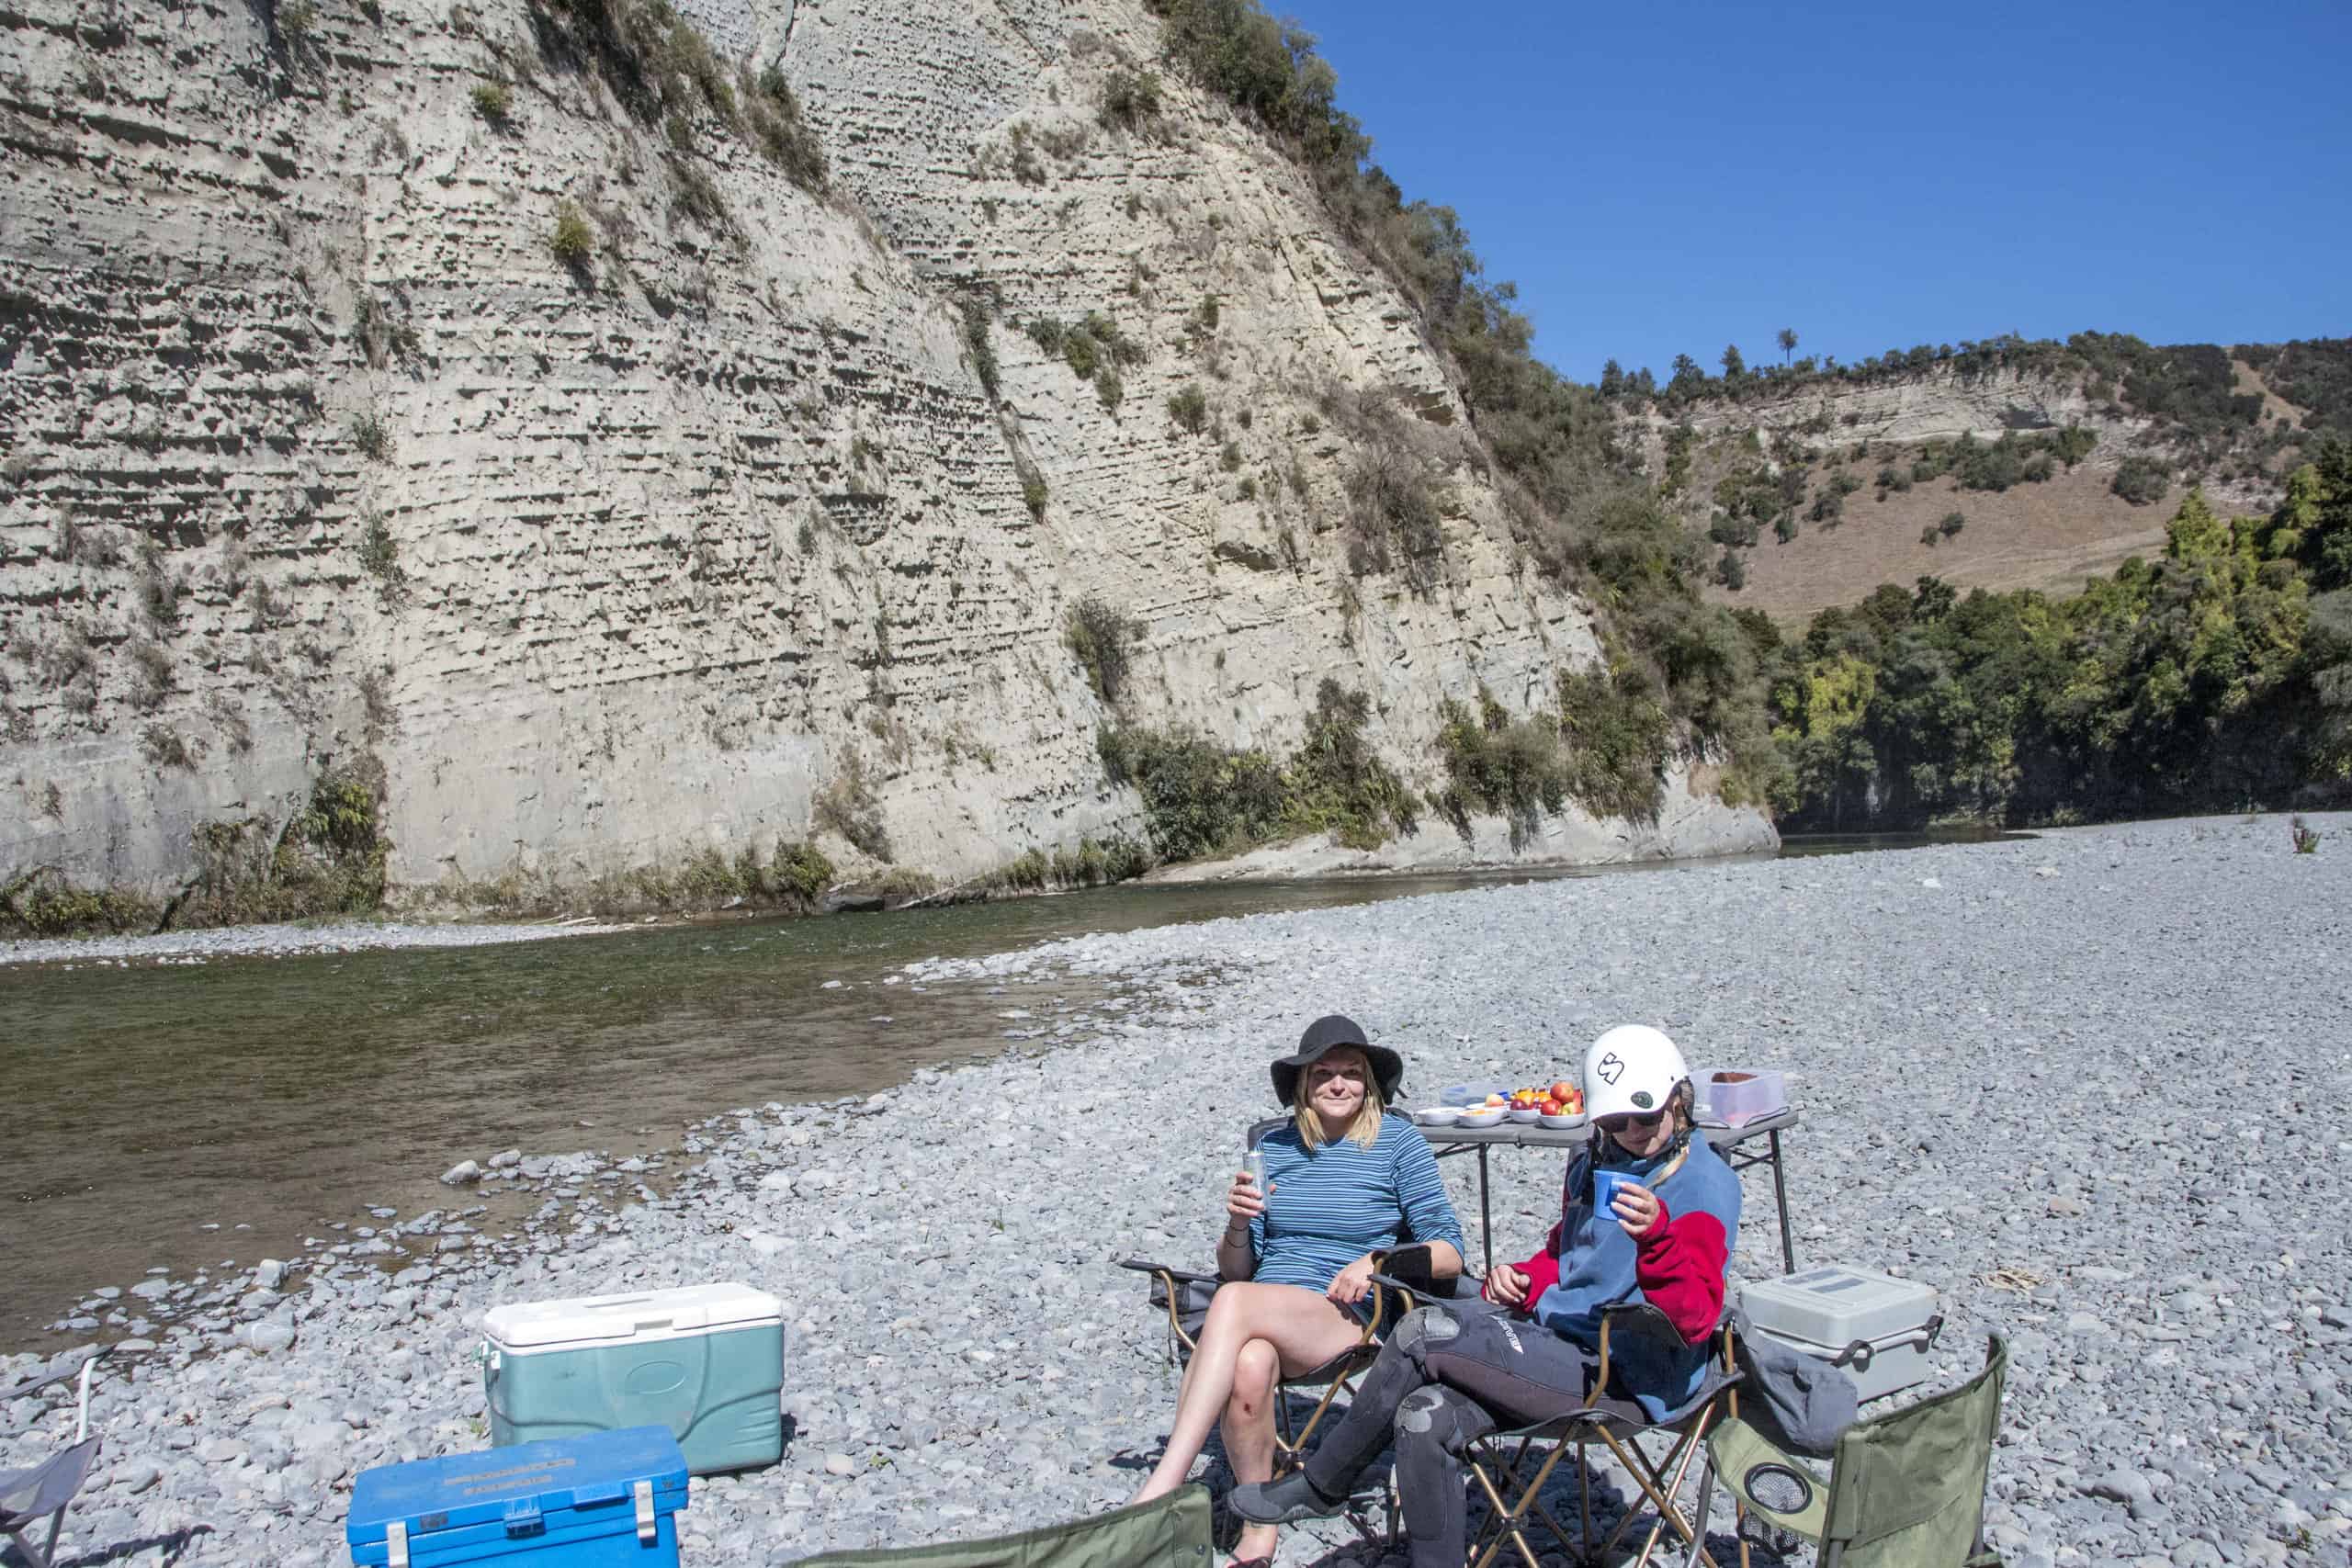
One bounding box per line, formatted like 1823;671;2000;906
12;1517;59;1568
1681;1454;1718;1568
1590;1416;1718;1568
1466;1434;1582;1568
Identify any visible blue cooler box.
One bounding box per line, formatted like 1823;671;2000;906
483;1282;784;1475
346;1426;687;1567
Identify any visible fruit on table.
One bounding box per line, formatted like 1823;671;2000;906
1485;1093;1507;1107
1550;1080;1577;1103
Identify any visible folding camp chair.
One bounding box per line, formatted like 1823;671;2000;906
1452;1303;1743;1568
2;1346;116;1568
787;1482;1213;1568
1692;1334;2008;1568
1121;1119;1444;1540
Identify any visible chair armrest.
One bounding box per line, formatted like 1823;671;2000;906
1598;1302;1690;1352
1117;1258;1222;1288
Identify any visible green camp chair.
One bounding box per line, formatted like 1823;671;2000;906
1694;1334;2008;1568
786;1483;1214;1568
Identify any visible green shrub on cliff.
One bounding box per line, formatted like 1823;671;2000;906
1100;680;1414;859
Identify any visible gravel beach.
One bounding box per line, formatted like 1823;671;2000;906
6;815;2348;1568
0;918;626;969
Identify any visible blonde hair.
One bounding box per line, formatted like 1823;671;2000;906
1293;1047;1386;1151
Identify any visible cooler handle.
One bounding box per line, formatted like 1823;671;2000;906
386;1521;409;1568
1832;1313;1944;1369
635;1479;657;1543
503;1497;544;1538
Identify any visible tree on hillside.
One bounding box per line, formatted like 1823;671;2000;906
1778;327;1798;367
1722;344;1747;382
1600;358;1624;398
1668;353;1707;400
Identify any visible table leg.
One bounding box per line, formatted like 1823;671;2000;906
1769;1129;1795;1276
1477;1145;1495;1277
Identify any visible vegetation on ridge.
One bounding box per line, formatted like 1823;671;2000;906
1759;444;2352;829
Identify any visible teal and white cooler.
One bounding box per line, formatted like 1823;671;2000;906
482;1282;785;1474
346;1425;687;1567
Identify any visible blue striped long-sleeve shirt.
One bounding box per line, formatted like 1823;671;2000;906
1248;1113;1465;1289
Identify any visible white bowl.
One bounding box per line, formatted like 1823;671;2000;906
1413;1106;1463;1127
1505;1108;1543;1123
1454;1107;1507;1128
1537;1111;1588;1130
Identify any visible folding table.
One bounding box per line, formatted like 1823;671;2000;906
1417;1107;1802;1277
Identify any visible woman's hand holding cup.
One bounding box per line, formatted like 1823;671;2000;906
1226;1170;1269;1223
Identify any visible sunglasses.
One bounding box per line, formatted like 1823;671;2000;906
1595;1109;1667;1134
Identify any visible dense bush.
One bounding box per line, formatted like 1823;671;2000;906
549;200;596;269
1166;382;1208;434
1065;596;1138;704
1770;447;2352;829
2112;455;2172;505
1096;68;1162;132
1100;680;1416;859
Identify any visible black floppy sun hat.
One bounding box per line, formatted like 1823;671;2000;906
1272;1014;1405;1109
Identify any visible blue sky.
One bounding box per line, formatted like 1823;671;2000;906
1272;0;2351;385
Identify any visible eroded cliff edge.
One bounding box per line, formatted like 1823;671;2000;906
0;0;1771;920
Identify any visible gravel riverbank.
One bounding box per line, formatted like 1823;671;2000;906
6;815;2347;1568
0;918;627;968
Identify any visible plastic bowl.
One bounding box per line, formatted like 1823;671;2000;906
1413;1106;1464;1127
1505;1108;1542;1123
1454;1107;1507;1129
1537;1111;1588;1130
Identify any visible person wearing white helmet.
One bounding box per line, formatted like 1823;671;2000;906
1228;1024;1742;1568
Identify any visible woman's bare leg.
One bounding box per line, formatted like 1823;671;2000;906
1131;1283;1364;1502
1222;1339;1281;1562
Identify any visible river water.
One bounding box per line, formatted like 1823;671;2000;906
0;833;2001;1344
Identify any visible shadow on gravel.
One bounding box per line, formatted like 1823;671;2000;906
31;1522;214;1568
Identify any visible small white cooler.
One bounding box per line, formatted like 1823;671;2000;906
481;1281;786;1474
1737;1266;1942;1404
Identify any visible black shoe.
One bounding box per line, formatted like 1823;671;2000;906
1227;1470;1347;1524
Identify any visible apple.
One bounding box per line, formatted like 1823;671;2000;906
1485;1093;1506;1107
1549;1079;1577;1103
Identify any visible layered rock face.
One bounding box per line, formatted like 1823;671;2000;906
1633;361;2281;513
0;0;1770;907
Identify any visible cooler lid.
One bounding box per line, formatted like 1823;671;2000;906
345;1426;687;1551
1739;1266;1936;1348
482;1280;781;1349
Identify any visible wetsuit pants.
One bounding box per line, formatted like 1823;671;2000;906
1301;1298;1598;1568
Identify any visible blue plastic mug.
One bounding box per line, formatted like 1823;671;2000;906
1594;1168;1644;1220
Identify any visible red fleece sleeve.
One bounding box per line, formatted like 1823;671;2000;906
1634;1198;1729;1343
1493;1220;1563;1310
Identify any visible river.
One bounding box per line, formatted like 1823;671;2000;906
0;832;2005;1345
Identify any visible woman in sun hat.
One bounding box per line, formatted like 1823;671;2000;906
1228;1023;1740;1568
1129;1014;1464;1566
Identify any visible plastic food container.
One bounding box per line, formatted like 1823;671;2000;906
1453;1107;1506;1128
1737;1267;1942;1403
1694;1068;1788;1127
1438;1081;1509;1107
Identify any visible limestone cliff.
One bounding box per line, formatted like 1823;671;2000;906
0;0;1771;916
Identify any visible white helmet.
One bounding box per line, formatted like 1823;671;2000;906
1584;1025;1690;1122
